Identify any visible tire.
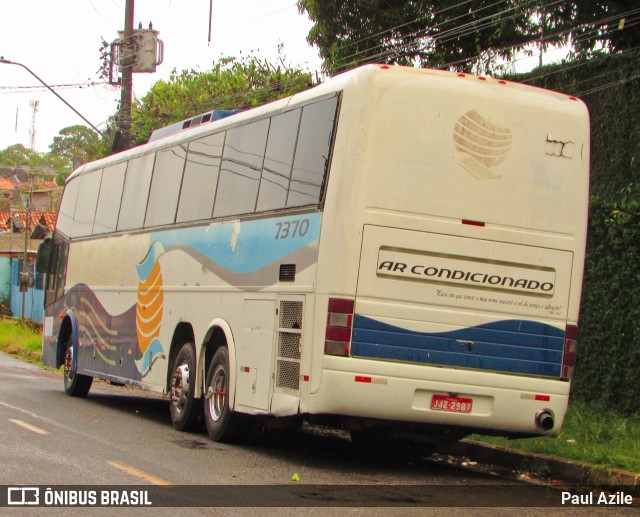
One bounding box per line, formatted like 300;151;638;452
204;347;261;443
63;335;92;397
169;343;201;431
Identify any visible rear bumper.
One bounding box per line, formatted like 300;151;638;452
309;356;569;436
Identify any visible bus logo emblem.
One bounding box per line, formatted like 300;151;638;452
453;110;512;180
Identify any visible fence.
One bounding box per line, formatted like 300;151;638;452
9;258;44;323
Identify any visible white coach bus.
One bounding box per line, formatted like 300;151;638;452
38;65;589;448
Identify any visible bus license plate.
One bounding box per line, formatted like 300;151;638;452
431;394;473;413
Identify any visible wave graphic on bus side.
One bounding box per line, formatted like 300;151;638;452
135;241;165;376
78;295;118;366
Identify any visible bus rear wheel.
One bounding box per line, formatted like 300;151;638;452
169;342;201;431
63;336;92;397
204;347;261;443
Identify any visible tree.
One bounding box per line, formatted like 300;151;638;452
130;53;314;145
49;125;109;168
297;1;636;75
0;125;106;188
0;144;67;185
298;1;549;74
0;144;35;169
570;0;640;56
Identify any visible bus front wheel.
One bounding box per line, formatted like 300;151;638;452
204;347;260;443
63;336;92;397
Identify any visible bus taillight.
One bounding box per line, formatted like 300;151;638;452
325;298;354;356
562;324;578;379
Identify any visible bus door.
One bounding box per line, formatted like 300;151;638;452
235;298;276;412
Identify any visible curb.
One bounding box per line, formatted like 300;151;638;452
4;348;42;363
442;439;640;496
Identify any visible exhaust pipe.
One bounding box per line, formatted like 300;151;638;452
535;409;555;431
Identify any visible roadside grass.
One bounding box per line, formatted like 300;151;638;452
0;318;43;363
471;401;640;474
0;320;638;474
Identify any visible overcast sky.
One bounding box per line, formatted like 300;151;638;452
0;0;322;153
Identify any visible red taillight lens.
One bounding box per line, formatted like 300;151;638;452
562;324;578;379
325;297;354;357
328;298;354;314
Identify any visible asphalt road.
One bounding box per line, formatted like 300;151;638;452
0;351;634;516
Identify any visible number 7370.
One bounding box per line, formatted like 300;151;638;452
274;218;310;239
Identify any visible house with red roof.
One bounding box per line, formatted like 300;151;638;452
0;173;60;321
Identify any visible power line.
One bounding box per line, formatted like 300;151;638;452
321;0;545;70
0;58;104;138
576;72;640;97
437;12;640;79
0;81;110;93
320;1;637;73
149;19;640;128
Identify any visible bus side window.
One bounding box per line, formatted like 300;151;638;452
43;239;58;304
145;144;188;227
56;177;80;238
43;239;68;307
177;132;225;223
117;153;155;232
256;109;301;212
213;119;269;218
287;96;339;208
94;162;127;234
71;169;103;238
54;243;65;302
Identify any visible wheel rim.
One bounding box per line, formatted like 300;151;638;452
170;362;190;415
63;344;74;383
208;363;227;422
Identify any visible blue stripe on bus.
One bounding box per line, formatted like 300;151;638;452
351;315;564;377
152;212;322;274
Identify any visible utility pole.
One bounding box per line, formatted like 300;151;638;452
29;100;39;151
116;0;135;152
109;0;163;152
20;178;33;321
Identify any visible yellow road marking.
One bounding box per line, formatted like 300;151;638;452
108;460;175;486
9;419;49;435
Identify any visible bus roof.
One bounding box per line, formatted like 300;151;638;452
66;65;586;183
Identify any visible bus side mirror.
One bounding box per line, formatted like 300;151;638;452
36;238;54;274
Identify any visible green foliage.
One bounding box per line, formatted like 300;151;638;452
473;402;640;473
298;1;638;75
298;1;587;75
48;125;110;184
49;125;109;170
509;52;640;415
512;49;640;201
1;125;108;186
130;53;314;145
571;191;640;414
0;143;68;184
0;320;42;353
570;0;640;56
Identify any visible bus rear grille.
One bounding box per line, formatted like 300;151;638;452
278;332;301;359
276;357;300;391
276;300;302;392
279;300;303;329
